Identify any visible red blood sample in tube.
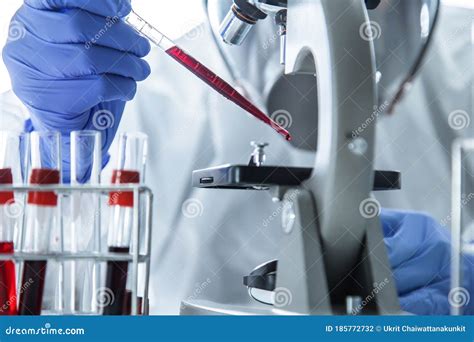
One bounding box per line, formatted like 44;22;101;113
19;168;60;315
103;247;130;315
0;242;17;315
108;170;140;208
0;169;17;315
123;290;143;315
165;46;292;141
18;260;47;315
104;170;140;315
27;169;61;206
0;168;14;205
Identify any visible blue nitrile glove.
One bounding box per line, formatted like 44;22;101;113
381;209;474;315
2;0;151;182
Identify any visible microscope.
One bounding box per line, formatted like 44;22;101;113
181;0;439;315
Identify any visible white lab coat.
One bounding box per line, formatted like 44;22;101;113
105;4;316;314
0;3;472;315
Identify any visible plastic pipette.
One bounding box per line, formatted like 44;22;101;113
124;11;292;141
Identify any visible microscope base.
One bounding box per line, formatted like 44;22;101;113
180;300;406;316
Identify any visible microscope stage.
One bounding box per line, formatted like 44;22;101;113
193;165;401;191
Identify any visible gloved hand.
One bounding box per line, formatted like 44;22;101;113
2;0;151;182
381;209;474;315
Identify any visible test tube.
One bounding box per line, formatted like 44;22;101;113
19;131;61;315
451;139;474;315
0;131;28;315
69;131;101;314
122;290;144;315
103;133;147;315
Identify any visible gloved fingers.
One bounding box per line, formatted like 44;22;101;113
381;210;432;267
85;46;151;81
399;285;450;315
9;60;137;114
24;0;132;18
15;5;150;57
390;255;450;295
95;74;138;103
5;33;151;81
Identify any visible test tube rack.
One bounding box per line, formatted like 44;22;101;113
0;184;153;316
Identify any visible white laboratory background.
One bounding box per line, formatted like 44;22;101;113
0;0;472;93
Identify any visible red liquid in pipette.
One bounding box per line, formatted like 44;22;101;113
166;46;292;141
0;242;17;315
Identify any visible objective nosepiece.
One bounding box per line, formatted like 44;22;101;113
219;0;267;45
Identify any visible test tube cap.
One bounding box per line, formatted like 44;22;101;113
27;169;61;206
